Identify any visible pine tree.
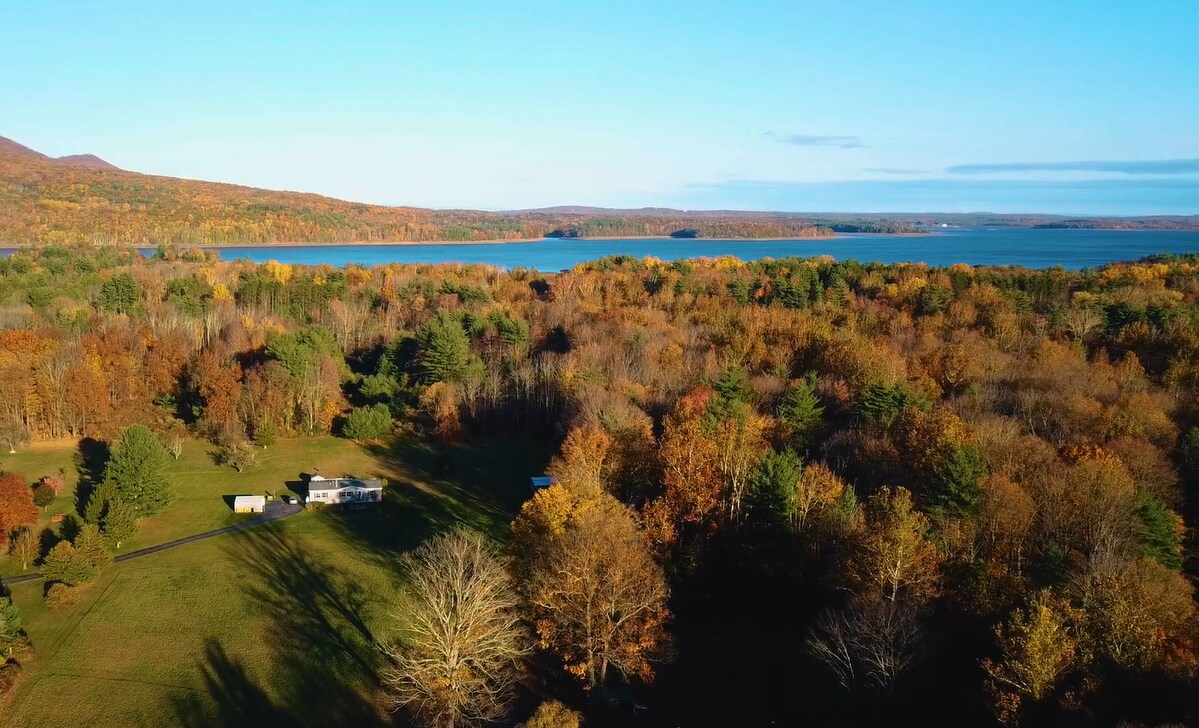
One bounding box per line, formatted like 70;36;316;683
102;425;173;517
418;312;475;383
777;378;824;448
0;594;25;656
83;479;118;524
747;448;802;529
75;523;113;571
40;542;98;585
100;498;138;549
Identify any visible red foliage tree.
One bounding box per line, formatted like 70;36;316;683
0;472;37;541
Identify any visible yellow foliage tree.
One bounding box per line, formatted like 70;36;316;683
983;590;1080;725
850;486;944;606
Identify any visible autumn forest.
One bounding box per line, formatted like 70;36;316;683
0;243;1197;727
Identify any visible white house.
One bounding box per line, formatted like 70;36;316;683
307;476;384;505
233;495;266;513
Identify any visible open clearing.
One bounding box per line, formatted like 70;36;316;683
0;436;546;727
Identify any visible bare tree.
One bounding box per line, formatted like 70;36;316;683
807;599;924;694
382;529;526;728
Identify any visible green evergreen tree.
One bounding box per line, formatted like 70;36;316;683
40;542;99;585
1135;489;1184;570
265;325;344;378
856;382;931;430
75;523;113;570
0;594;25;657
99;272;139;314
342;404;393;440
777;378;824;448
489;310;530;349
102;425;173;517
100;498;138;549
83;479;118;524
418;312;475;383
929;443;986;515
747;448;803;529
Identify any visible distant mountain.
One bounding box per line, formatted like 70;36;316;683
0;135;49;160
0;135;833;245
2;134;1193;246
55;153;120;170
0;136;120;170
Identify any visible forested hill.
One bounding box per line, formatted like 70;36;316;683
0;135;840;245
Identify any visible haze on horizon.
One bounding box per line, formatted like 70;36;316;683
3;1;1197;216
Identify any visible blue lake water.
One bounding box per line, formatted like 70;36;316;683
200;228;1199;270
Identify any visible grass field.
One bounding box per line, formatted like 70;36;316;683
0;435;547;727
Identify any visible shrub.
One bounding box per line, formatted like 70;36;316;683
518;700;583;728
44;583;79;611
0;660;21;695
32;481;56;510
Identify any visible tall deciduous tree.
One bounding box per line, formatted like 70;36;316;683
521;492;670;689
546;424;612;497
644;388;722;548
849;486;944;606
102;425;173;517
8;528;37;570
983;590;1080;724
807;598;925;694
382;529;525;728
793;461;847;532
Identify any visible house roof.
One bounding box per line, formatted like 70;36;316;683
308;478;383;490
233;495;266;505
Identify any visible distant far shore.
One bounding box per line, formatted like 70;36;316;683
183;231;935;248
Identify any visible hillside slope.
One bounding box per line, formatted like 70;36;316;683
0;135;833;245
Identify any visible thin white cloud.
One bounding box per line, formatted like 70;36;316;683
768;132;864;149
947;159;1199;175
867;167;929;174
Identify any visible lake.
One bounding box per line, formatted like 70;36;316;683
199;228;1199;270
2;228;1191;270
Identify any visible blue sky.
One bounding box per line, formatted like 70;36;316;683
3;1;1198;214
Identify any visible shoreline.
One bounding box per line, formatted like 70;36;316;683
184;231;932;249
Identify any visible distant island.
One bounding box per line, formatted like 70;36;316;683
2;134;1196;247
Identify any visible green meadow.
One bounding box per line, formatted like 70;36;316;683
0;436;546;727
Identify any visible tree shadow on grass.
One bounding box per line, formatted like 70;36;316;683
171;640;304;728
312;437;550;584
363;437;549;539
219;522;393;727
73;437;109;516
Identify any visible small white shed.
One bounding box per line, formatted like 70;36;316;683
233;495;266;513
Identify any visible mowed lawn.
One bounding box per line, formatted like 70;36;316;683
0;435;547;727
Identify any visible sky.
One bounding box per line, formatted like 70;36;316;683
2;1;1198;215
